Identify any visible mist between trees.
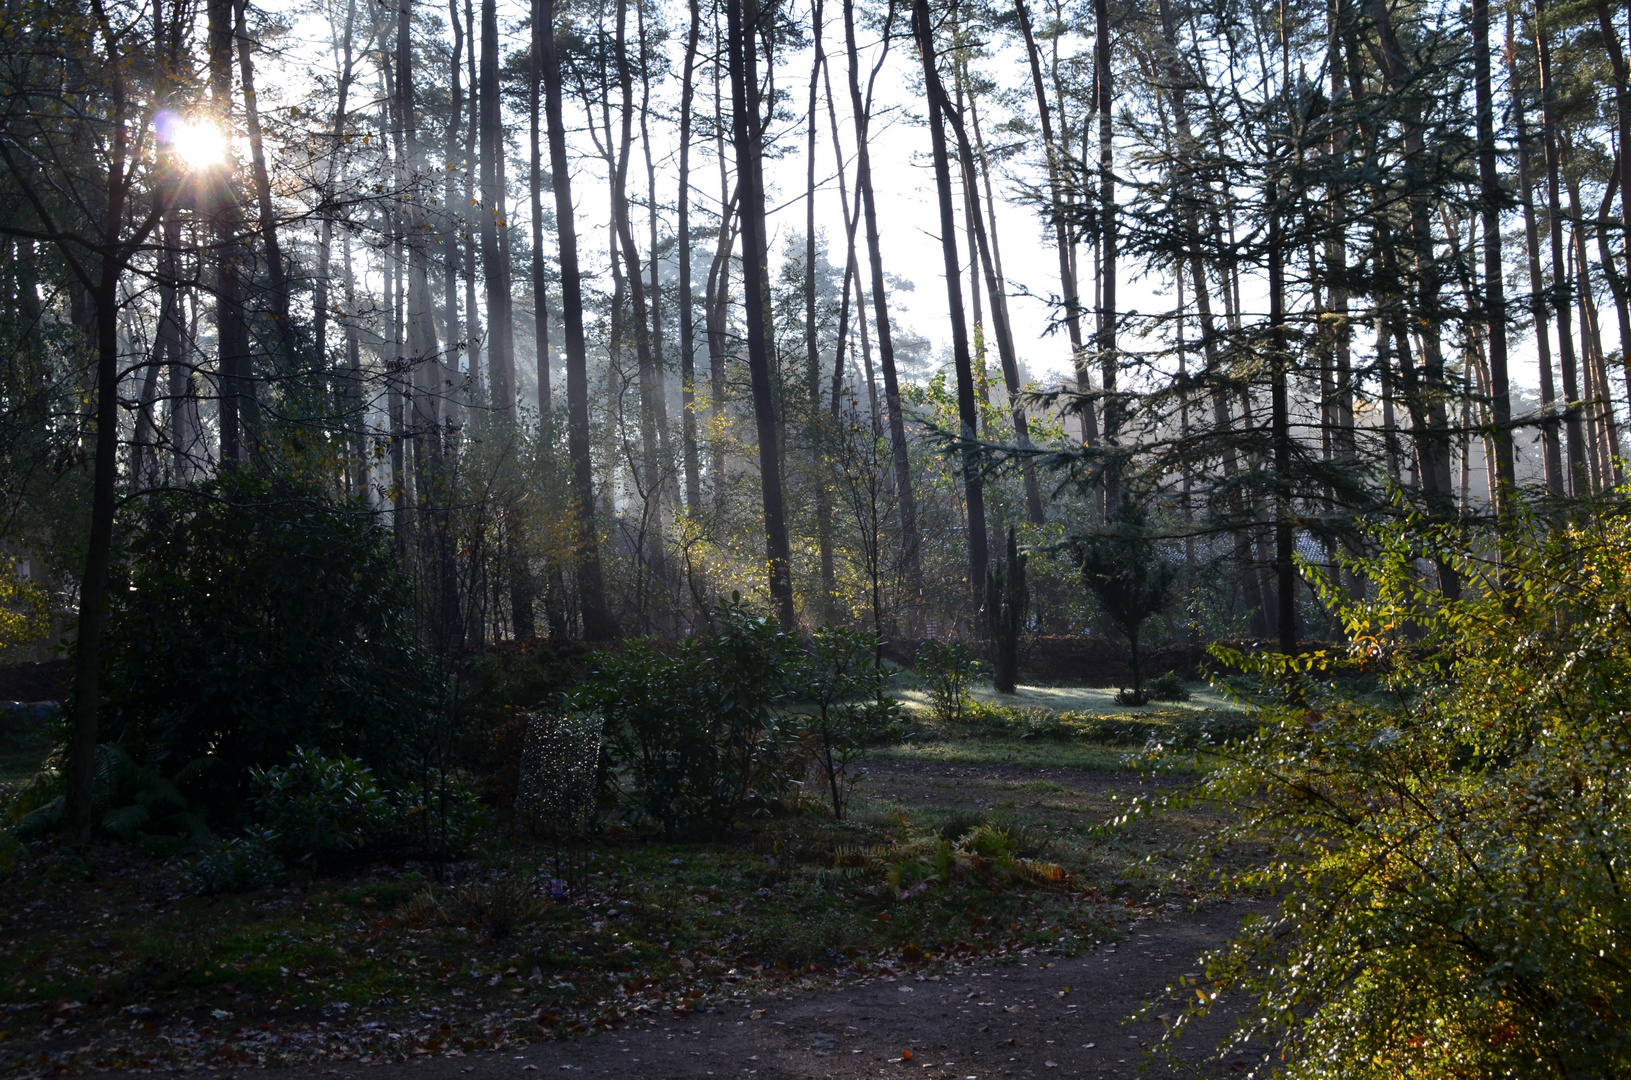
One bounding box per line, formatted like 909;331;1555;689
3;0;1629;823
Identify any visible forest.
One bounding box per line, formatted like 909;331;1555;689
3;0;1631;1073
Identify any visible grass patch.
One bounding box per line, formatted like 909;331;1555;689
869;737;1206;773
0;681;1241;1074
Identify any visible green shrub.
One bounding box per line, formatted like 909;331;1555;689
6;742;208;840
915;640;981;726
184;830;286;895
581;596;801;834
99;473;434;819
251;747;395;863
1182;511;1631;1077
801;626;898;818
1145;671;1191;702
394;777;487;861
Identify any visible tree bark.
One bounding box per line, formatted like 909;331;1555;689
843;0;922;622
678;0;702;512
530;0;550;417
480;0;515;413
540;0;615;639
1508;13;1565;495
463;0;482;402
235;0;295;357
1535;0;1588;495
807;0;838;622
315;0;357;375
611;0;668;581
1014;0;1098;446
1473;0;1515;508
726;0;796;628
950;59;1043;524
1597;0;1631;412
208;0;249;467
1092;0;1118;509
913;0;988;625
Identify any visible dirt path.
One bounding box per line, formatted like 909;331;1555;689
242;903;1258;1080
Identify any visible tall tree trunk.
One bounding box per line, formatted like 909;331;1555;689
822;52;870;426
1473;0;1515;509
397;0;441;459
913;0;988;625
611;0;668;585
442;0;462;426
235;0;295;356
159;215;198;478
64;42;154;832
1597;162;1631;375
1370;0;1457;534
962;64;1044;523
540;0;614;639
480;0;516;413
316;0;357;375
638;1;671;492
1156;0;1263;614
678;0;703;512
1014;0;1097;445
843;0;923;622
1535;1;1588;495
1268;130;1295;653
530;0;550;417
343;229;366;498
726;0;796;628
1562;150;1621;485
1597;0;1631;413
209;0;248;467
950;60;1043;524
463;0;482;402
1509;13;1565;495
1092;0;1118;510
807;0;839;621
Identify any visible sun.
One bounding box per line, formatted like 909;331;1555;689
157;111;228;169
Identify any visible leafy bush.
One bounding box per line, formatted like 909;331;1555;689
915;639;981;726
6;742;208;840
581;596;801;834
394;777;487;861
184;829;287;895
801;626;897;819
251;747;395;864
1145;671;1191;702
1181;511;1631;1076
0;556;50;654
99;473;434;818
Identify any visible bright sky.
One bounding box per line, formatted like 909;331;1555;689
265;0;1576;403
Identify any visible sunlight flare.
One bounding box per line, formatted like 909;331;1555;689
156;111;227;169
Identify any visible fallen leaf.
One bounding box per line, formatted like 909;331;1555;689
902;1049;913;1060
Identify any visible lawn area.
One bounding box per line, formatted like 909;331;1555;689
0;685;1245;1074
895;682;1243;717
